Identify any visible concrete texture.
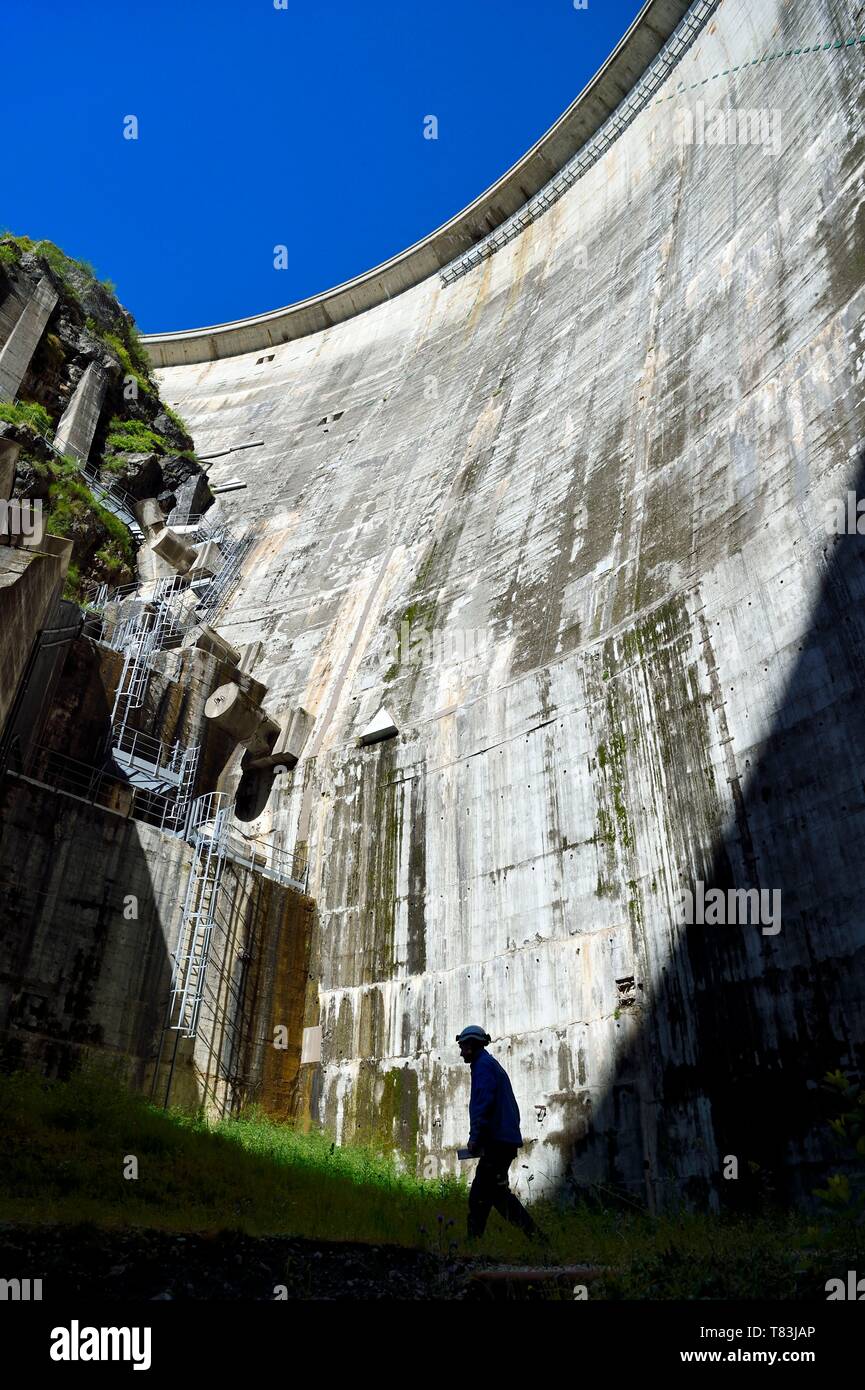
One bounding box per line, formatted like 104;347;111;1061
0;437;19;498
0;275;58;402
0;542;68;743
0;281;26;352
145;0;865;1205
52;361;108;462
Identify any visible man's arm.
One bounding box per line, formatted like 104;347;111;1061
469;1059;497;1151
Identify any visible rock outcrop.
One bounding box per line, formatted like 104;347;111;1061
0;235;212;597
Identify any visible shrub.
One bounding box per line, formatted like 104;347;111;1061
0;400;54;437
28;452;135;598
812;1070;865;1228
163;405;191;440
122;321;152;380
62;562;81;602
100;332;154;398
1;234;118;310
104;416;171;457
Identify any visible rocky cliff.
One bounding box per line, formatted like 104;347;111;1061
0;234;211;597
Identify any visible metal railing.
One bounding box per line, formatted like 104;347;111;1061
11;403;146;541
4;741;305;895
111;725;199;793
168;789;308;1040
222;819;309;893
105;575;194;655
9;742;185;832
78;459;144;539
169;792;232;1037
196;531;254;623
83;512;250;629
440;0;721;284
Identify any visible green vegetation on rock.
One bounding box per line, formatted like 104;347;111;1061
105;415;195;464
105;416;172;457
163;404;191;439
0;230;206;602
99;331;154;399
0;232;115;300
21;452;135;599
0;399;53;438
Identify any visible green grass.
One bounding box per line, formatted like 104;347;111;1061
0;233;115;300
104;416;172;458
17;452;135;598
104;415;197;464
0;1064;860;1295
98;331;155;399
0;399;54;437
122;320;153;381
162;403;192;441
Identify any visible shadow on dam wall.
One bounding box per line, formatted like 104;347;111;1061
563;450;865;1212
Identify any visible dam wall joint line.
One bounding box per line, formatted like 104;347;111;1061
655;32;865;98
441;7;865;287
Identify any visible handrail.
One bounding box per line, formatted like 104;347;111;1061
441;0;721;283
11;401;144;539
9;742;184;831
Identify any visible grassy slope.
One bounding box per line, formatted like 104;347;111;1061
0;1066;860;1297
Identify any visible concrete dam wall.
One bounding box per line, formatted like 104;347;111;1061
146;0;865;1206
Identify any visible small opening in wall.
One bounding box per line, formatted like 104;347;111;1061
317;411;345;430
616;976;637;1008
256;354;275;365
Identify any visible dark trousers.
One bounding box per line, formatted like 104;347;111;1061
467;1141;540;1239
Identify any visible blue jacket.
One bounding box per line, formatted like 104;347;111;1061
469;1049;523;1148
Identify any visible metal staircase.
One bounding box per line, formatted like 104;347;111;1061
108;577;200;808
79;460;144;541
111;726;200;805
164;509;254;624
12;398;145;542
197;532;253;623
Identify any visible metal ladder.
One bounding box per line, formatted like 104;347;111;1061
196;532;253;623
107;577;201;803
110;610;158;729
169;792;231;1037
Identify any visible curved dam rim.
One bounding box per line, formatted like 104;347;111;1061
142;0;694;367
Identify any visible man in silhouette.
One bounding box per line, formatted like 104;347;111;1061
457;1024;547;1243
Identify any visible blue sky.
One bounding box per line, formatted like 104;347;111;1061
2;0;644;332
